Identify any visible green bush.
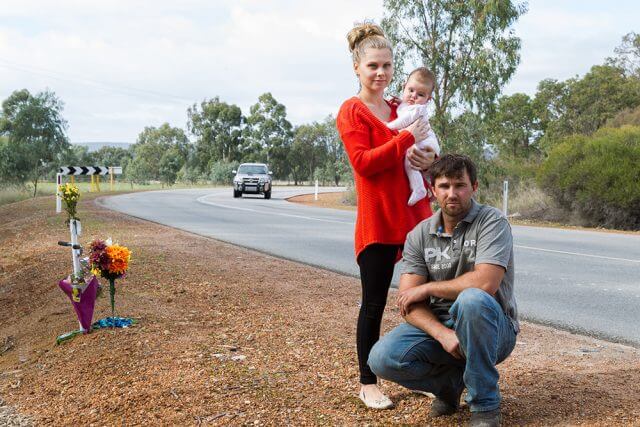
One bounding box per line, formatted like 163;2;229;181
605;105;640;128
538;126;640;229
474;157;541;206
177;166;205;184
209;161;239;185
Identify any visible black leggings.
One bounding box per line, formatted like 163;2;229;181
357;243;401;385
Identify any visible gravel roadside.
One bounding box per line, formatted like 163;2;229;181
0;397;33;427
1;194;639;426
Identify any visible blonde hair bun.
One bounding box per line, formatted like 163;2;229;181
346;22;392;63
347;22;385;53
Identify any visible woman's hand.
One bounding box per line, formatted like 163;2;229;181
405;116;430;142
406;144;436;171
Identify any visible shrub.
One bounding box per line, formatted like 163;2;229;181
341;184;357;206
177;166;205;184
209;161;239;185
605;105;640;128
538;126;640;229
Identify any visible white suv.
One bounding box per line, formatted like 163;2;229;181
232;163;273;199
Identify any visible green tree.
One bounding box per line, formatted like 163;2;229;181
532;78;569;136
0;89;69;196
128;123;188;182
92;145;133;169
442;110;487;160
51;145;95;181
319;116;351;186
0;136;30;186
539;65;640;145
382;0;526;141
158;147;183;186
488;93;539;158
187;97;242;171
290;123;326;185
243;93;293;179
607;32;640;77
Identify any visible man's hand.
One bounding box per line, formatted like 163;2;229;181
406;144;436;171
397;285;429;316
438;328;463;359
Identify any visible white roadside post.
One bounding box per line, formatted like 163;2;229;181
110;166;123;192
56;173;62;213
503;180;509;216
69;219;82;278
315;180;319;201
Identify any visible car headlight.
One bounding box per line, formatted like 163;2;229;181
259;177;267;183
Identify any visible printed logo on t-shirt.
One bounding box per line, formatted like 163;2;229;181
424;246;451;263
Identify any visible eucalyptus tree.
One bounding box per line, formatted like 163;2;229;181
607;32;640;78
0;89;69;195
382;0;527;143
489;93;539;158
243;93;293;179
187;97;242;170
127;123;188;183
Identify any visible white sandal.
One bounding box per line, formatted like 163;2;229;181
359;389;394;409
411;389;436;398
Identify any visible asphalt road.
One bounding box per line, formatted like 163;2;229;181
98;187;640;346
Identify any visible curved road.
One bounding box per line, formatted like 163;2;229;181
98;187;640;346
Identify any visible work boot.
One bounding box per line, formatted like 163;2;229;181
469;408;501;427
429;397;458;417
429;385;463;417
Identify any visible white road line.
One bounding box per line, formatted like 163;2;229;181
196;196;353;225
515;244;640;264
197;194;640;262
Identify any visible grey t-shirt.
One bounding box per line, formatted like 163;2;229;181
400;199;519;333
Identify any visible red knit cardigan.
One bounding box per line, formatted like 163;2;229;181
336;97;433;261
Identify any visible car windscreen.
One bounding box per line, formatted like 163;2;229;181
237;165;268;174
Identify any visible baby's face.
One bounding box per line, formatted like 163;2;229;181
402;75;432;105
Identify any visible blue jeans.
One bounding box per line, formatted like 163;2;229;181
368;288;516;412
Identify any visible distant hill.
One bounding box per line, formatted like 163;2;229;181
72;142;132;152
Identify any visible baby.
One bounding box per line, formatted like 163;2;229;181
387;67;441;206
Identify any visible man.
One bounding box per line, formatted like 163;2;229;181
368;154;518;427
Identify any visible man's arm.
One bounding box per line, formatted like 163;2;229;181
423;263;505;300
397;273;463;359
396;263;504;316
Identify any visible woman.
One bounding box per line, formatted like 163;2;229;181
336;23;436;409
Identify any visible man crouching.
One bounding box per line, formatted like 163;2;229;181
368;154;518;427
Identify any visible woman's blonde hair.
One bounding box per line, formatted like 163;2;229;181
346;22;393;63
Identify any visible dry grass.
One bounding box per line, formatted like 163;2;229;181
1;195;639;425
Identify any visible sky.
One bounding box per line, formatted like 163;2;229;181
0;0;638;144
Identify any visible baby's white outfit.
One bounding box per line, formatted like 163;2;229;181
387;102;441;206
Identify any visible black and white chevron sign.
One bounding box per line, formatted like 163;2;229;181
59;166;110;175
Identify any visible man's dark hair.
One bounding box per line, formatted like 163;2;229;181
428;154;478;184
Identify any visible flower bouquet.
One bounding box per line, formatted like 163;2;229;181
58;183;80;223
89;238;132;328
